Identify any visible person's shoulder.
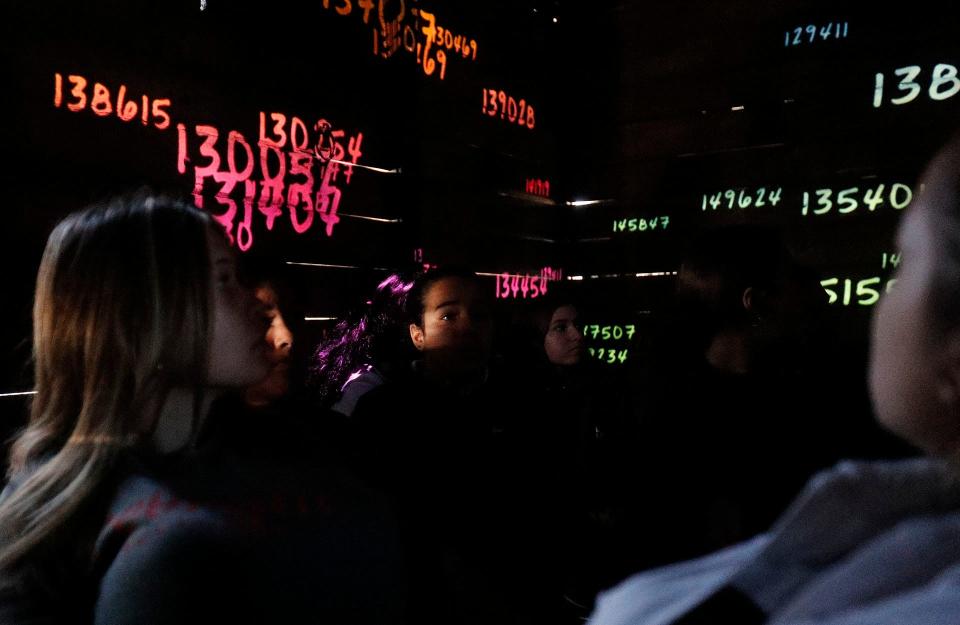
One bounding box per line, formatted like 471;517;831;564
588;536;769;625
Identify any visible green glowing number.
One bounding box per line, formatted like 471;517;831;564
864;184;886;211
709;192;721;210
607;350;617;364
648;216;659;229
638;219;647;231
890;65;922;105
628;218;638;231
601;326;612;340
755;187;767;207
737;189;752;208
661;216;670;228
612;325;623;340
930;63;960;101
598;348;606;360
617;349;628;364
856;277;882;306
768;187;782;206
821;278;839;305
724;189;736;209
836;187;859;214
625;325;636;340
889;183;912;210
589;347;595;357
814;189;833;215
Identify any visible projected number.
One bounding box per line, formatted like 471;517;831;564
702;187;781;211
801;183;914;216
612;216;670;233
821;277;896;307
873;63;960;107
482;88;536;130
587;348;629;365
784;22;848;46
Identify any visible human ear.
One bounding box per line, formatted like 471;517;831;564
409;323;425;351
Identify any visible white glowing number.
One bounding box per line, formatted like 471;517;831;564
890;65;923;105
890;183;913;210
929;63;960;101
836;187;858;214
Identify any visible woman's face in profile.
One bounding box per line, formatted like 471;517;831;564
205;231;271;389
245;284;294;405
543;305;585;366
869;189;960;455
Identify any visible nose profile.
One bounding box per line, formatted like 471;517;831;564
273;314;293;352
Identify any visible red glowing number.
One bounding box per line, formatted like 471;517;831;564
176;123;188;174
67;75;87;112
290;116;309;152
152;98;171;130
530;276;540;298
260;112;288;149
236;179;257;252
193;125;221;201
116;85;138;122
499;272;511;299
287;151;315;234
344;132;364;184
91;82;112;117
317;145;345;237
257;142;286;230
519;275;529;297
54;73;63;107
507;97;517;123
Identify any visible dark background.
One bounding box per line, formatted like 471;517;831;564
1;0;959;431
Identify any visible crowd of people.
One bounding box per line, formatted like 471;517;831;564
2;136;960;624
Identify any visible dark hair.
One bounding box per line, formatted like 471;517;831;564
677;224;793;325
309;274;415;407
404;266;485;326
